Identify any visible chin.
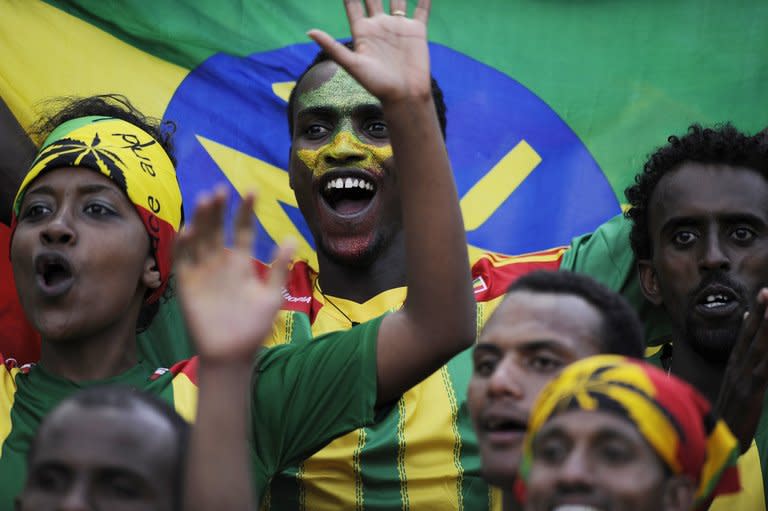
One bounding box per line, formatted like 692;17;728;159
479;454;519;488
320;233;385;268
685;325;739;363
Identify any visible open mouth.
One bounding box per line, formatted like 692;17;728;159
319;171;377;217
694;285;740;316
481;413;528;442
34;252;74;297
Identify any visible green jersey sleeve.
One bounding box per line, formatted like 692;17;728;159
249;314;382;494
560;213;673;346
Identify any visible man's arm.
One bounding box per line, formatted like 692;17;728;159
175;190;294;511
0;97;35;226
310;0;475;405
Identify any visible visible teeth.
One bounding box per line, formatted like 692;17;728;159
335;178;343;188
706;295;716;303
367;183;374;190
344;177;354;188
358;180;367;189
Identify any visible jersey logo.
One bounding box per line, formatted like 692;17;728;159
164;43;619;264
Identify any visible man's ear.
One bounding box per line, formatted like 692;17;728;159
661;475;695;511
638;259;663;305
142;256;162;290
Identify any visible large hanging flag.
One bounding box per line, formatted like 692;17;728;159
1;1;766;265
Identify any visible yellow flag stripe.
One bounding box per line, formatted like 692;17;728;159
0;1;186;136
460;140;542;231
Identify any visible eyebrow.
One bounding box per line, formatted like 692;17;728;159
25;183;121;198
475;339;571;355
661;212;767;234
296;103;383;119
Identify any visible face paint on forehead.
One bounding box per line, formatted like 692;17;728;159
298;131;393;178
298;66;379;112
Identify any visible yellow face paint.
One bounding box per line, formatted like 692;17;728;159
296;67;393;178
297;131;393;178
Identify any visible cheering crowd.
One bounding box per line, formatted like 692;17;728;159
1;1;767;510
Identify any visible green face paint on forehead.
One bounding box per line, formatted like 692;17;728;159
298;67;380;112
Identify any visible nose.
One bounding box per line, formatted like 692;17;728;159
699;233;730;273
40;213;76;246
322;131;367;165
487;359;525;400
555;446;594;491
57;480;90;511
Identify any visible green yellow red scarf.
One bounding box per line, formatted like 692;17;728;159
11;116;182;303
519;355;740;508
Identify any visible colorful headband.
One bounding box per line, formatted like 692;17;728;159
10;116;182;303
519;355;740;508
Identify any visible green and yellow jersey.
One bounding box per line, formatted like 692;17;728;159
0;317;382;511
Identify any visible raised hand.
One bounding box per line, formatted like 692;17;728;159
175;189;294;362
715;288;768;452
307;0;432;104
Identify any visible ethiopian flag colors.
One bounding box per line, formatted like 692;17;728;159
2;1;766;262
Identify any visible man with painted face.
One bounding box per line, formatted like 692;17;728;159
236;4;663;511
626;124;768;510
467;270;645;511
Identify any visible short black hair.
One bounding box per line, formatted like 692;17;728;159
625;123;768;260
287;41;447;139
29;385;190;511
505;270;645;358
29;94;181;330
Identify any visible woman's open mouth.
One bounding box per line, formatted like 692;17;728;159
34;252;75;298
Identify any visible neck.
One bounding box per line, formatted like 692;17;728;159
317;230;406;302
502;488;522;511
670;338;727;404
39;309;141;382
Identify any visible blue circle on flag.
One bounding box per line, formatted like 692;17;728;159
164;42;619;261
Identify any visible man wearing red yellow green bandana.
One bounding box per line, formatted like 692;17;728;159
519;355;740;511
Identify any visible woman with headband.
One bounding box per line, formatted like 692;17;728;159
518;355;741;511
1;95;378;510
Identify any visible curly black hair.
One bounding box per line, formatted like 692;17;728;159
505;270;645;358
286;41;447;140
625;123;768;260
29;94;179;330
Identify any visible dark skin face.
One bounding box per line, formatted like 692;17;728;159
467;291;604;487
11;167;157;343
639;163;768;365
10;167;159;380
289;61;405;297
526;410;693;511
17;401;177;511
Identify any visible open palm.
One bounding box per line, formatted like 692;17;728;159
308;0;432;103
175;190;293;362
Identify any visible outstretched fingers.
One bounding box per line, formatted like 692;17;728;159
307;29;357;69
363;0;384;16
412;0;431;23
233;192;256;254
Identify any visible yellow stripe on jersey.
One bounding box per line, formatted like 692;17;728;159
312;285;407;334
354;429;367;510
171;372;199;423
0;365;21;458
299;429;366;510
0;1;186;134
398;369;464;509
709;440;765;510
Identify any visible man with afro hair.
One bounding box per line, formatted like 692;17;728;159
626;123;768;510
